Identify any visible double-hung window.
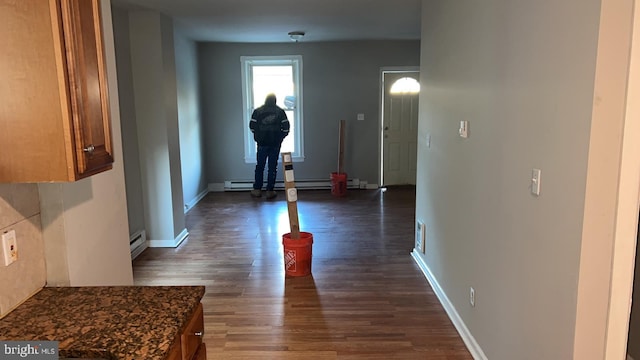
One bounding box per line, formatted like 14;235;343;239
241;55;304;162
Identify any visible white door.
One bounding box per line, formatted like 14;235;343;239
382;71;420;186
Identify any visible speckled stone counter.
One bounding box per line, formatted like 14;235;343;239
0;286;205;359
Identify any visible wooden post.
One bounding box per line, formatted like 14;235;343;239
338;120;346;174
281;152;300;239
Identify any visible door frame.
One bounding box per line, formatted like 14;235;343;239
577;0;640;357
605;0;640;355
378;66;420;188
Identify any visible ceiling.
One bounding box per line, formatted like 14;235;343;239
112;0;422;43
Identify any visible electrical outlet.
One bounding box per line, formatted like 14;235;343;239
2;230;18;266
416;221;426;254
470;287;475;307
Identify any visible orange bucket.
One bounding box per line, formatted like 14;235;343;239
282;232;313;276
330;172;347;197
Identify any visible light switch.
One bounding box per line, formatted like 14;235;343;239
357;113;365;121
459;121;468;138
426;133;431;148
531;169;541;196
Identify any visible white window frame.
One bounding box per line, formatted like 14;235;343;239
241;55;304;163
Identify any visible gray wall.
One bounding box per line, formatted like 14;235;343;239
414;0;630;358
112;5;145;236
112;5;205;240
175;31;207;209
198;41;420;185
126;10;186;243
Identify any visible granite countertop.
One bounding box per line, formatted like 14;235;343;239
0;286;205;359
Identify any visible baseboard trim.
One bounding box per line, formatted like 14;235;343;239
214;178;364;192
148;228;189;248
185;189;208;213
411;251;488;360
208;183;225;192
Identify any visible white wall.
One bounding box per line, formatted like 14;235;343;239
0;184;45;316
414;0;635;358
39;0;133;287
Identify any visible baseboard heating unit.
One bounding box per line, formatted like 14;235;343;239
223;178;363;191
129;230;147;260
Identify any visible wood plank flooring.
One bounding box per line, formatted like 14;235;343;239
132;187;473;359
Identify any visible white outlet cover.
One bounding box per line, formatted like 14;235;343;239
415;221;426;253
2;230;17;266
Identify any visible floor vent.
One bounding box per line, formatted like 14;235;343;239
130;230;147;260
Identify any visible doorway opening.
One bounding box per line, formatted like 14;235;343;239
627;217;640;360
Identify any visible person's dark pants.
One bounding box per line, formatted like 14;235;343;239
254;145;281;191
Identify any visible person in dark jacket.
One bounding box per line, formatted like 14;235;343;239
249;93;290;199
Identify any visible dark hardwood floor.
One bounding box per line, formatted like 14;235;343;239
133;187;473;359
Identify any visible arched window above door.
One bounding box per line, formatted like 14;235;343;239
389;77;420;94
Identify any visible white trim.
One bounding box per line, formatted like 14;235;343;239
208;183;225;192
379;67;421;187
209;180;378;192
380;66;421;73
240;55;304;163
411;251;488;360
184;189;208;213
148;228;189;248
604;0;640;357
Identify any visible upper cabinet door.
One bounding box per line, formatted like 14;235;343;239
60;0;113;178
0;0;113;183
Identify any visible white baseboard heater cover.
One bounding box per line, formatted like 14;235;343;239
223;178;361;191
130;230;147;260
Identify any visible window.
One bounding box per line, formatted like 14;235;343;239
389;77;420;94
241;55;304;162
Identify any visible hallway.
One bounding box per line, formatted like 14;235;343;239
132;187;472;359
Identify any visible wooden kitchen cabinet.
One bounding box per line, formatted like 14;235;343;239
168;303;207;360
0;0;113;182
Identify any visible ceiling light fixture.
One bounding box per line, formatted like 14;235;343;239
288;31;305;42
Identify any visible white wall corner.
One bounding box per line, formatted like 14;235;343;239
185;189;209;213
411;251;488;360
148;228;189;248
